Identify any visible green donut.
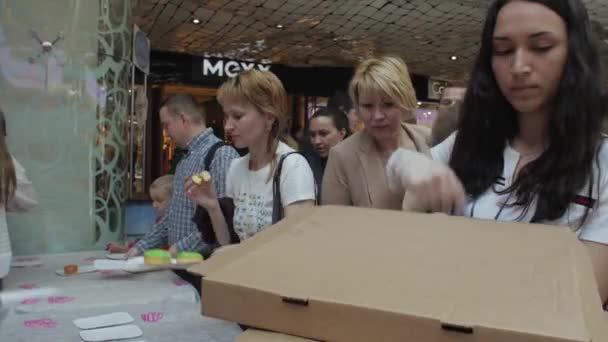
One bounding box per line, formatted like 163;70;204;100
143;249;171;265
177;251;204;264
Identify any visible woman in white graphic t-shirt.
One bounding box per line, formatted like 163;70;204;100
186;69;315;246
386;0;608;304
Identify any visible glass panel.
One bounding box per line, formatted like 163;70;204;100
0;0;130;253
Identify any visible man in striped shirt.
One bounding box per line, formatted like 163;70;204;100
126;94;238;257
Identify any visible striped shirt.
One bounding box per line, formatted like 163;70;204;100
135;128;238;253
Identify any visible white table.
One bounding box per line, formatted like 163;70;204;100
0;301;241;342
0;251;242;341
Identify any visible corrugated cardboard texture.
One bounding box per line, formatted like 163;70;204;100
191;206;606;342
236;330;318;342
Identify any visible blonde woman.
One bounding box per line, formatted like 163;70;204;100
185;70;315;246
0;107;36;287
322;56;430;209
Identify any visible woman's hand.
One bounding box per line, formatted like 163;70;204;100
184;175;218;210
124;247;141;259
168;244;178;257
105;242;129;253
387;149;466;215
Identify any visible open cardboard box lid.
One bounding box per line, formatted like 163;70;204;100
190;206;608;342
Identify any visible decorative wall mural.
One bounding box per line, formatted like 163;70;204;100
0;0;102;254
27;30;65;66
0;0;132;254
94;0;132;246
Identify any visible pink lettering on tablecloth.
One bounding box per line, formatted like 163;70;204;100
24;318;57;329
141;312;164;323
13;257;39;262
173;279;188;287
18;283;39;289
47;296;75;304
100;270;115;276
20;298;41;305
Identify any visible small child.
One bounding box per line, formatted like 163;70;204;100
148;175;174;221
106;175;174;253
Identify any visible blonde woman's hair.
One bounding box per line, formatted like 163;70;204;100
0;107;15;205
150;174;174;197
217;69;289;154
349;55;418;122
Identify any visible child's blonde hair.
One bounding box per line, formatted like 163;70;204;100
349;55;418;122
217;69;289;153
149;175;174;198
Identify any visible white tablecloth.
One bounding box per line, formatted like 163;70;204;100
0;301;241;342
0;251;242;341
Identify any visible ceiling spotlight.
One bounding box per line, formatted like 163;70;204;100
276;24;284;29
192;18;201;24
450;55;458;61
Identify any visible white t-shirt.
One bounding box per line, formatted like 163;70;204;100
226;142;316;241
431;133;608;245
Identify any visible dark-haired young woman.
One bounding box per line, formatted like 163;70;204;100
307;107;351;184
387;0;608;303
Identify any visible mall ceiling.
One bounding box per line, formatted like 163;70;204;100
133;0;608;81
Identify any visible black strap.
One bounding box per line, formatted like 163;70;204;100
272;152;318;224
204;141;225;171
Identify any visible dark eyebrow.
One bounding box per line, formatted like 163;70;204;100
493;31;553;41
529;31;554;39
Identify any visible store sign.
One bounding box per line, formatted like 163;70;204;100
428;78;449;100
202;59;271;78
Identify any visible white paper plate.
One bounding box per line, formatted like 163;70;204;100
74;312;134;330
105;253;126;260
94;256;195;273
79;324;143;342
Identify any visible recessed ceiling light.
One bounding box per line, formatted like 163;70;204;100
276;24;284;29
450;55;458;61
192;18;201;24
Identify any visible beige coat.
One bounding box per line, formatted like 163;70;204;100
322;123;430;209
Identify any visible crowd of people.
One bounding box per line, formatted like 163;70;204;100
2;0;608;309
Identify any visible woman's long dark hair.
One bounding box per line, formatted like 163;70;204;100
0;107;16;205
450;0;605;223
